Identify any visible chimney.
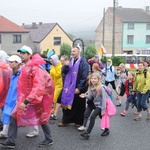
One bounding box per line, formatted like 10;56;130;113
146;6;150;12
39;22;42;25
32;22;37;28
22;23;25;26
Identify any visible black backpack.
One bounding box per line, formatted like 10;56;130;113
136;69;147;78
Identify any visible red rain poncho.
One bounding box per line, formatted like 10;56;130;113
12;54;54;126
0;62;11;108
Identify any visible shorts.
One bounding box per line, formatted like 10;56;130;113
105;80;116;90
119;83;125;96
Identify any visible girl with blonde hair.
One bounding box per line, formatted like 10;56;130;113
79;73;110;138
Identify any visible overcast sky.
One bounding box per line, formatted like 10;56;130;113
1;0;150;39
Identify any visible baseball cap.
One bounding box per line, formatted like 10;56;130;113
107;59;111;62
17;45;33;55
7;55;22;63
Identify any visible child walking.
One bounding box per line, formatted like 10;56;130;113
120;72;136;116
79;73;110;139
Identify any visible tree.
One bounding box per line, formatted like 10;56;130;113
59;43;71;58
111;56;125;66
84;44;97;60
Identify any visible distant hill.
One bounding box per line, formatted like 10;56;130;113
65;27;96;41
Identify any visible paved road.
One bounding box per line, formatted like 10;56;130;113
0;94;150;150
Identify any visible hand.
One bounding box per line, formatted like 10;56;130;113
132;92;135;95
79;94;85;98
19;102;27;110
101;113;105;116
65;60;70;66
75;88;80;94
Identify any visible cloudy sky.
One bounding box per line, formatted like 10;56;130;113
1;0;150;39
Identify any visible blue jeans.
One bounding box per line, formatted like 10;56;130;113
136;91;149;112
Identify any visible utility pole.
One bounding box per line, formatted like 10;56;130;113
112;0;116;56
102;8;105;46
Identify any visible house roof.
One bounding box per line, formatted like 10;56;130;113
22;23;58;42
109;7;150;23
0;16;29;33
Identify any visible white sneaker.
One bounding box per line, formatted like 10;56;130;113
26;131;38;138
78;126;86;131
0;132;7;139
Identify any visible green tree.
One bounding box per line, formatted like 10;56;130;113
111;56;125;66
59;43;71;58
84;44;97;59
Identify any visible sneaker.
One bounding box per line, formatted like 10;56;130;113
38;139;53;147
120;111;126;117
50;114;57;120
78;126;86;131
116;103;121;107
0;142;15;149
146;112;150;120
101;129;109;136
134;116;142;121
26;131;38;138
0;132;7;139
80;132;90;139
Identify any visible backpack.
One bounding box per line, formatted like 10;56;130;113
102;85;113;101
106;65;113;72
124;69;128;76
105;65;118;80
136;69;147;78
143;69;147;78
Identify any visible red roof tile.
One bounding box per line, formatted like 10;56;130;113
0;16;29;33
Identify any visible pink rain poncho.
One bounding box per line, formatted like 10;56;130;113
100;98;116;129
12;54;54;126
0;62;11;108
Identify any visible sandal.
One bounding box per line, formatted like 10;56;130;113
57;122;67;127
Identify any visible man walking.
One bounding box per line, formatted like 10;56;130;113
0;45;54;149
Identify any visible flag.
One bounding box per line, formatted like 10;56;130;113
99;44;106;58
47;49;55;59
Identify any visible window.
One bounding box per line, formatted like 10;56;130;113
125;56;136;64
146;35;150;43
0;34;1;43
54;37;61;45
13;35;21;43
128;23;134;29
127;35;134;44
146;24;150;30
142;50;150;54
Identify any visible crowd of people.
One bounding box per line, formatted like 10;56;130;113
0;45;150;149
